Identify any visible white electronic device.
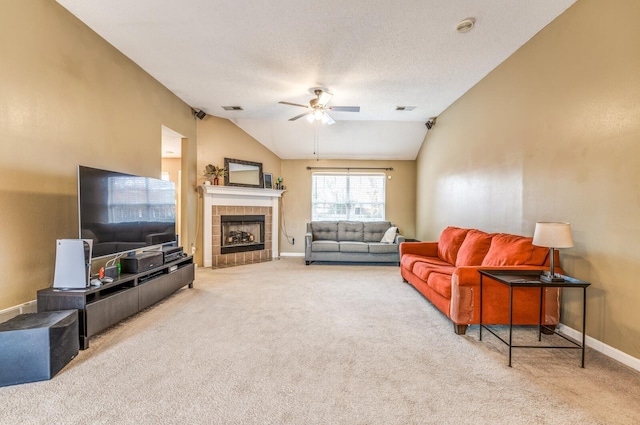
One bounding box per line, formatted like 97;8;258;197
52;239;93;289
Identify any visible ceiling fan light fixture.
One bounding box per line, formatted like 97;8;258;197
313;109;324;120
306;114;315;123
456;17;476;33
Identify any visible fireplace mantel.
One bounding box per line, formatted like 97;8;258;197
199;185;284;267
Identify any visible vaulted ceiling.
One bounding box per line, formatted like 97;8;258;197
57;0;577;160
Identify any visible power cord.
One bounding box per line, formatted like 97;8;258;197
280;192;295;245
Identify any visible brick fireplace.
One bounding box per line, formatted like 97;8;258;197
212;206;271;267
200;185;283;268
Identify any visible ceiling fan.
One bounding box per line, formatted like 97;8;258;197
279;88;360;125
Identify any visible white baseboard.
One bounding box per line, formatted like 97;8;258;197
558;324;640;372
0;300;37;323
279;252;305;257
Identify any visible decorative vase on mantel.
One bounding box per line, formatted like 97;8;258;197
213;177;219;185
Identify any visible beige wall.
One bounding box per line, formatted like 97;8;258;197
280;159;416;254
196;116;282;263
0;0;197;310
415;0;640;359
195;119;416;258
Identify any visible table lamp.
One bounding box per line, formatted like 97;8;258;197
532;222;574;282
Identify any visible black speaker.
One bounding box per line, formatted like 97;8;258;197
120;251;164;273
194;109;206;120
0;310;79;387
425;117;437;130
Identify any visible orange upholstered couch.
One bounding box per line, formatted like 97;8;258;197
400;226;561;335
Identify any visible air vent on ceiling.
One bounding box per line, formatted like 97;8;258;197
222;106;244;111
456;17;476;33
396;106;416;111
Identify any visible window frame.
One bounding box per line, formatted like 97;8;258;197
311;172;386;222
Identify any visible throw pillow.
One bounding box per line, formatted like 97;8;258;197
380;227;398;243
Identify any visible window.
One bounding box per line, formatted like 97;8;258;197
311;173;386;221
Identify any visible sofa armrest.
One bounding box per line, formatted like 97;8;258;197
399;241;438;257
450;265;562;325
395;234;405;244
304;232;312;260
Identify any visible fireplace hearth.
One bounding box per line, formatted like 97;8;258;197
220;215;265;254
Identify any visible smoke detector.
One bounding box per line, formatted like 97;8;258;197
456;17;476;33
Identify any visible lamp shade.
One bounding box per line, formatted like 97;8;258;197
532;222;574;248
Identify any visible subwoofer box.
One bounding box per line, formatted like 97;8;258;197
0;310;79;387
120;251;164;273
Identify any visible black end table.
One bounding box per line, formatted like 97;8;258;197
478;269;590;367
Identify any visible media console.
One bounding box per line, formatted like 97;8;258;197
37;255;195;349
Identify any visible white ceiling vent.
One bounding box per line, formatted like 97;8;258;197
456;18;476;33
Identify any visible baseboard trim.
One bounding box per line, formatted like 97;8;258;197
0;300;37;323
279;252;305;257
558;324;640;372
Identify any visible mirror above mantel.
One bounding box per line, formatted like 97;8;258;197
224;158;263;188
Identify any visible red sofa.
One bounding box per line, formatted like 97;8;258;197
400;226;561;335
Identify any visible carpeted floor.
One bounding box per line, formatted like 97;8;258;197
1;259;639;424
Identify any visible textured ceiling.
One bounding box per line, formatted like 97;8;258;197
57;0;577;160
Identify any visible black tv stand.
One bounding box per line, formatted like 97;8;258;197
37;255;195;349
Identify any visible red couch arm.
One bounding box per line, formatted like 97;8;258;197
399;241;438;258
450;265;561;326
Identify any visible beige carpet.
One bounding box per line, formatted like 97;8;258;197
2;259;639;424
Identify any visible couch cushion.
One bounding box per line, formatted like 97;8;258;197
401;255;452;272
363;221;392;242
311;222;338;241
481;233;549;266
369;242;398;254
455;229;494;266
437;226;470;265
413;262;455;282
339;241;369;253
311;240;340;252
427;272;452;299
338;221;364;242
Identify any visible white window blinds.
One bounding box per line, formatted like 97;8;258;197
311;172;386;221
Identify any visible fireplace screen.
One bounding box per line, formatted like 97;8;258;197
220;215;265;254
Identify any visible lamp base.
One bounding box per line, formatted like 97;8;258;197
539;273;565;283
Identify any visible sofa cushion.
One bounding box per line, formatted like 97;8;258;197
481;233;549;266
437;226;470;265
455;229;494;266
339;241;369;253
413;262;455;283
369;242;398;254
311;222;338;241
338;221;364;242
402;255;452;273
311;240;340;252
363;221;393;242
427;272;452;299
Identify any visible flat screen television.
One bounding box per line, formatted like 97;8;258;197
78;166;177;260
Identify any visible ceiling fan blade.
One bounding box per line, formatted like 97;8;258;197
322;113;336;125
317;90;333;107
279;101;310;108
289;112;309;121
328;106;360;112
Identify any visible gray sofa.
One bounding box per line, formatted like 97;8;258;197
305;221;404;265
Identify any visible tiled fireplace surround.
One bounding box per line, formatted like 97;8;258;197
212;205;271;267
200;185;283;268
